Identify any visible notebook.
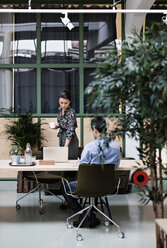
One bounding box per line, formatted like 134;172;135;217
43;147;68;163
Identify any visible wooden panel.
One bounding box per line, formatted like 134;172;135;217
41;117;80;147
0;171;17;178
0;118;12;160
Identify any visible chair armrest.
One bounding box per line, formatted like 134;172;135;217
61;177;78;198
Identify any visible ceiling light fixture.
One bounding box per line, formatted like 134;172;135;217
60;11;74;30
112;0;121;10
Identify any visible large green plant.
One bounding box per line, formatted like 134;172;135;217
86;22;167;247
3;113;46;154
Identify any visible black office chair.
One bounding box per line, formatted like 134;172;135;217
62;163;125;241
81;196;113;223
16;171;63;214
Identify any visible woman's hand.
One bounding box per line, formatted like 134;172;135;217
65;139;70;147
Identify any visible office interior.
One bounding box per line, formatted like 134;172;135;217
0;1;167;248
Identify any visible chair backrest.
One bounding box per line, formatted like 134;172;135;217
75;164;116;197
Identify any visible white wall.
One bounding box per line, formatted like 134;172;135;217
125;134;140;159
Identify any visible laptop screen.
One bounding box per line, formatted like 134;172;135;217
43;147;68;162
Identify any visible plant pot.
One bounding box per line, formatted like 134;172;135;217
11;155;21;165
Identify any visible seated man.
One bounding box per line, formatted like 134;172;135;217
61;116;120;228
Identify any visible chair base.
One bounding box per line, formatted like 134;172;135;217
66;197;125;241
82;196;113;225
16;182;63;214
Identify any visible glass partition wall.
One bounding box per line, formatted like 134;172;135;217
41;13;80;113
0;13;37;113
0;3;118;146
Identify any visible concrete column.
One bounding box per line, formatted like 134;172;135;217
125;0;156;40
124;0;156;159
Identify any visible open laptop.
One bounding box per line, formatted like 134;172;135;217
43;147;68;163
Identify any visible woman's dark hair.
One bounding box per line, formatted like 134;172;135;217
91;117;107;134
59;89;71;101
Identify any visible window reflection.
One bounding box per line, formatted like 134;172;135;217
41;14;79;64
13;14;37;64
0;68;37;114
0;41;3;57
84;68;96;113
83;13;117;63
41;68;79;113
12;39;37;63
0;13;37;64
0;13;13;64
14;69;37;113
0;69;13;113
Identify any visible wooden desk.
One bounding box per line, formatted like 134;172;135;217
0;159;143;172
0;159;143;193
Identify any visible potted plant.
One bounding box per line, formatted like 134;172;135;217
3;112;46;155
85;22;167;248
10;145;22;165
2;112;47;192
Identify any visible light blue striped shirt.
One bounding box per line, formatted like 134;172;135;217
80;137;120;168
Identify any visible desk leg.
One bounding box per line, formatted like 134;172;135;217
17;172;23;193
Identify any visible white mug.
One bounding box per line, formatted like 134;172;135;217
49;122;56;129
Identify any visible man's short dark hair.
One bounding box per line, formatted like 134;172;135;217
91;117;107;134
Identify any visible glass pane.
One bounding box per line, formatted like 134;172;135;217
83;13;117;63
84;68;119;114
41;68;79;113
0;68;37;113
0;69;13;113
146;12;163;27
14;68;37;113
12;14;37;64
41;13;79;64
0;13;37;64
84;68;96;113
0;13;13;64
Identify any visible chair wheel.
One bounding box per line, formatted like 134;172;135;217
66;222;73;229
118;231;125;238
104;221;110;227
76;234;83;241
16;204;21;209
39;208;45;215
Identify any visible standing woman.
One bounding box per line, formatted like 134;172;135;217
56;89;79;160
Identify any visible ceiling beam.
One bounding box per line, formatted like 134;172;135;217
0;9;166;13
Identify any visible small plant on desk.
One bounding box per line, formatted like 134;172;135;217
10;145;22;156
10;145;22;165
